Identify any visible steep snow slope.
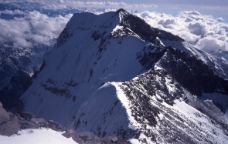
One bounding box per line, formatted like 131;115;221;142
22;9;228;143
22;10;146;129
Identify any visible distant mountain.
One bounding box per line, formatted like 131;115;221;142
21;9;228;143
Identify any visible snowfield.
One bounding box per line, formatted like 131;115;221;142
0;128;78;144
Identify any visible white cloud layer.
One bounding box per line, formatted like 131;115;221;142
0;10;72;48
0;8;72;73
136;11;228;53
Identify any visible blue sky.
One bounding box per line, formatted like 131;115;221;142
98;0;228;6
5;0;228;20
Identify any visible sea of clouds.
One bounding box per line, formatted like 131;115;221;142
137;11;228;54
0;0;227;56
0;10;72;49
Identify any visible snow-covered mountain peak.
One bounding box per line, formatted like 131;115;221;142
56;10;121;47
21;9;228;144
57;9;183;48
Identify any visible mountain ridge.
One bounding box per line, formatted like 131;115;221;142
21;9;228;143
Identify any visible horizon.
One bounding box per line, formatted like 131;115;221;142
2;0;227;21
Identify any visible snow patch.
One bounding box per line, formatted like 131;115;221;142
164;76;176;94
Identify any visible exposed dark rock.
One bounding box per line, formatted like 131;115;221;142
92;31;101;41
159;47;228;96
56;27;73;47
118;9;183;43
0;70;31;112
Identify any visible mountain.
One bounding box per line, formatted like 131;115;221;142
21;9;228;143
0;100;64;136
0;128;78;144
0;36;50;112
0;100;130;144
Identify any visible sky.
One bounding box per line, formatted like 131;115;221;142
78;0;228;21
2;0;228;21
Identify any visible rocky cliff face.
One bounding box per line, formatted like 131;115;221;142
21;9;228;143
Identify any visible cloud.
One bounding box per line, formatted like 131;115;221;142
158;19;176;28
0;10;72;49
196;37;227;52
0;7;72;73
188;22;206;36
137;10;228;53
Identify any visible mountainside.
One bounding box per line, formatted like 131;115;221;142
0;101;129;144
0;34;51;112
0;1;72;112
21;9;228;144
